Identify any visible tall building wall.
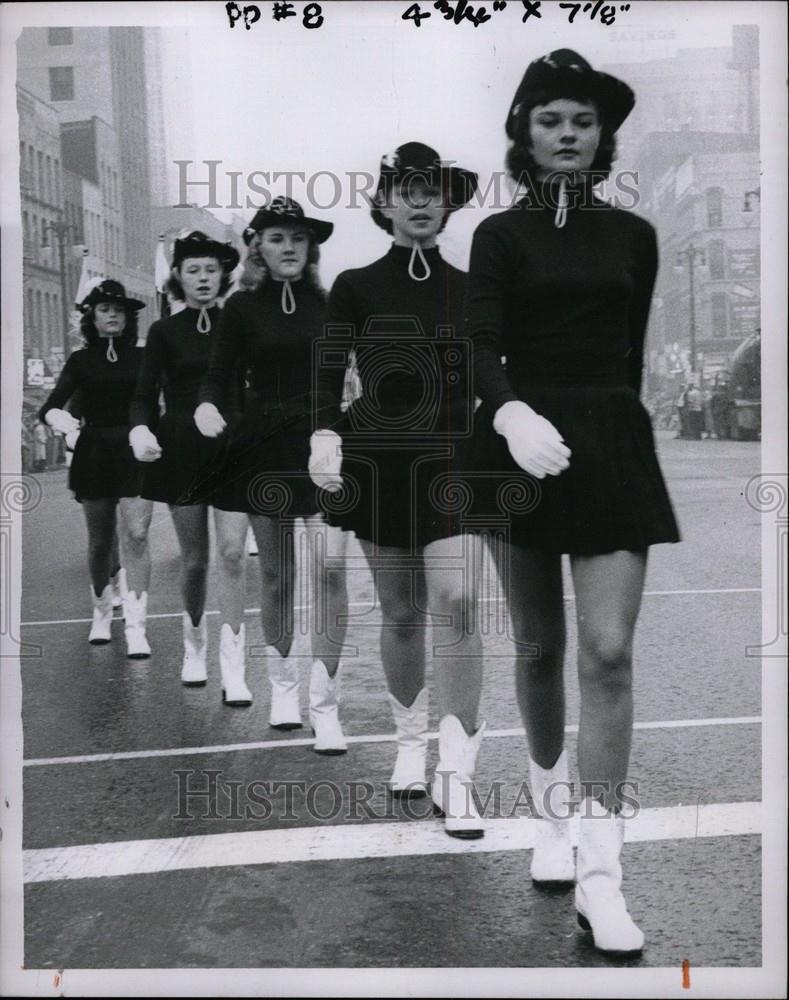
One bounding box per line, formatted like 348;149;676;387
17;27;114;127
110;27;153;272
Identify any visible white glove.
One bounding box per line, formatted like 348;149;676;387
64;429;81;451
309;429;343;493
44;408;80;436
194;402;226;438
129;424;162;462
493;400;571;479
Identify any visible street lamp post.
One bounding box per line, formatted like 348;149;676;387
675;244;706;374
41;215;77;360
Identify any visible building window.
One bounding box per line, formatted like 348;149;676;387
49;65;74;102
48;27;73;45
37;150;44;199
710;292;729;338
706;187;723;228
707;240;726;280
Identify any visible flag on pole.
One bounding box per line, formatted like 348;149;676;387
73;246;91;305
68;247;91;347
155;234;171;319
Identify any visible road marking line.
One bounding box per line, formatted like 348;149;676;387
19;588;763;628
22;801;762;884
23;716;761;768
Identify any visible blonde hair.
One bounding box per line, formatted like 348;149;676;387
239;230;325;298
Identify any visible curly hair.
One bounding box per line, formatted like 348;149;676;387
505;87;617;185
79;307;138;347
166;255;234;302
239;229;326;299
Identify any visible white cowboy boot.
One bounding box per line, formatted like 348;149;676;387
267;644;302;729
528;750;575;883
308;660;347;754
575;797;644;954
123;590;151;659
181;612;208;686
219;622;252;706
88;584;113;645
387;688;428;797
110;567;128;610
431;715;486;839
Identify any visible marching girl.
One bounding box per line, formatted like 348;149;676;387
195;198;349;752
466;50;680;952
127;232;255;702
39;280;153;657
310;143;487;837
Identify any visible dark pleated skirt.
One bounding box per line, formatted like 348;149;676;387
325;402;479;550
472;385;681;555
69;425;143;502
211;406;321;518
139;414;225;507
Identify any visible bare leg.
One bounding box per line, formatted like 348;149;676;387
213;509;249;631
359;538;427;707
249;513;295;657
117;497;153;597
571;549;647;811
82;498;117;595
169;504;210;625
491;540;566;768
422;533;484;735
303;515;348;677
109;528;121;578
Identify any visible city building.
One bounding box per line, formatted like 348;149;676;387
600;25;761;387
17;25;160;329
18;84;69;366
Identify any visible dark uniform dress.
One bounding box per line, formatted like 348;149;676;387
197;278;325;518
39;337;145;502
316;243;477;550
129;306;226;506
466;186;680;555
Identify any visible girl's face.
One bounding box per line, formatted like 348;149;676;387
93;301;127;336
381;179;445;246
528;98;602;176
178;256;222;307
256;226;310;281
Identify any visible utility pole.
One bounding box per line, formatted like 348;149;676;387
675;244;706;374
41;216;77;359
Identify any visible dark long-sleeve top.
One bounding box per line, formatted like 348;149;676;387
39;338;144;428
465;187;658;412
198;279;326;418
129;306;221;428
316;244;471;433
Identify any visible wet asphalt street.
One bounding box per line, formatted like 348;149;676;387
19;432;763;972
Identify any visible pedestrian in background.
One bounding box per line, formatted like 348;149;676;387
195;199;349;750
466;49;680;953
685;382;705;439
39;280;153;656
